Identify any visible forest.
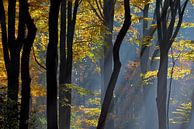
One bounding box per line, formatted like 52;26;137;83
0;0;194;129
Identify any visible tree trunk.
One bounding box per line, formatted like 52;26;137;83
140;4;154;129
155;1;188;128
61;2;74;128
46;1;61;129
59;0;80;129
6;0;20;128
19;1;37;128
102;0;115;128
156;50;168;129
140;4;149;74
97;0;131;128
59;0;67;129
101;0;114;101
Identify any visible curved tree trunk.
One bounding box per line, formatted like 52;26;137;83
97;0;131;128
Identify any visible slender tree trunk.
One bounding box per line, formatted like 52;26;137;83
102;0;115;128
97;0;131;128
59;0;67;129
19;1;37;128
46;1;61;129
140;4;149;75
140;4;156;129
101;0;114;101
156;50;168;129
59;0;80;129
6;0;21;128
1;1;37;128
141;6;150;129
61;2;74;128
155;1;188;129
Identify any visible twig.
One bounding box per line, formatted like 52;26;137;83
32;45;46;70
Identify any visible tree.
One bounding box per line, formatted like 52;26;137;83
0;0;24;127
102;0;115;128
59;1;67;129
155;0;188;129
59;0;81;129
6;0;21;127
102;0;115;102
19;0;37;128
46;0;61;129
87;0;115;102
0;1;37;128
97;0;131;128
86;0;115;127
140;3;157;129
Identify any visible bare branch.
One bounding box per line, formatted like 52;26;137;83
32;46;46;70
87;0;104;22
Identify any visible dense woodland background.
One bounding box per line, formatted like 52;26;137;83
0;0;194;129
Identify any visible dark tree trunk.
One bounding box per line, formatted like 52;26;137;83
97;0;131;128
101;0;114;101
59;0;67;129
61;2;74;128
46;1;61;129
60;0;80;129
155;0;188;129
6;0;21;128
140;4;149;74
1;0;36;128
102;0;115;128
59;0;80;129
141;6;150;129
19;1;37;128
156;50;168;129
